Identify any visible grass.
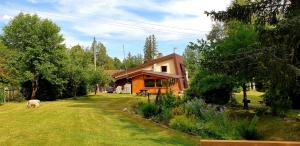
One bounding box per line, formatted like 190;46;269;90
235;90;265;108
0;94;199;146
232;90;300;141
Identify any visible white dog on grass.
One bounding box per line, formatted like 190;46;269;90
27;99;40;108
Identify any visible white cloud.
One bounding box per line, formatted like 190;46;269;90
0;0;232;47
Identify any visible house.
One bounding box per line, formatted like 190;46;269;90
112;53;188;95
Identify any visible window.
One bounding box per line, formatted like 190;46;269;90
156;79;163;87
161;66;167;72
144;79;155;87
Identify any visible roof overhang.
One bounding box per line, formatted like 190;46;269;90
114;70;181;80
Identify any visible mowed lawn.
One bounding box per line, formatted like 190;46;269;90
0;94;199;146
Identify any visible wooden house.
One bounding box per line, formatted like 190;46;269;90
112;53;188;95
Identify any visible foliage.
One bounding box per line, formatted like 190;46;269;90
143;34;158;63
183;39;209;79
255;107;268;116
269;98;292;117
186;71;234;105
137;102;159;118
123;53;143;69
153;107;172;124
169;115;198;133
171;106;184;116
183;98;207;119
205;0;300;109
238;115;261;140
2;13;66;99
158;93;177;108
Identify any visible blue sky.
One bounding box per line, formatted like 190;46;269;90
0;0;231;59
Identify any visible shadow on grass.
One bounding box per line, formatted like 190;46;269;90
65;95;199;145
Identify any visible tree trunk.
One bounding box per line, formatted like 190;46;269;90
242;83;248;110
31;75;38;99
94;84;97;95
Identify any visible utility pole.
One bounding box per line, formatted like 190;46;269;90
123;44;128;78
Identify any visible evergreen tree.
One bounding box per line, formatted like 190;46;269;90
143;35;158;63
91;37;97;70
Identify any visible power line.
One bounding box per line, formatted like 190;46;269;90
105;21;203;36
105;19;206;32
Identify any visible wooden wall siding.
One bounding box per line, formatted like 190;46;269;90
131;75;180;94
200;140;300;146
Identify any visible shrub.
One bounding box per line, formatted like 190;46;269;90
238;115;261;140
137;102;158;118
270;99;291;116
183;98;207;119
169;115;197;133
203;113;240;139
186;71;234;105
172;106;184;116
226;96;240;107
263;91;292;116
153;107;172;123
157;92;177;108
255;107;268;116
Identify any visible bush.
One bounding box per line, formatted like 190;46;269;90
156;92;178;108
270;99;291;116
255;107;268;116
203;113;240;139
238;115;261;140
226;96;240;107
263;91;292;116
137;102;158;118
153;107;172;123
183;98;207;119
169;115;197;133
172;106;184;116
186;71;234;105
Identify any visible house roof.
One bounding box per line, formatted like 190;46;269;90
113;53;183;78
114;70;181;80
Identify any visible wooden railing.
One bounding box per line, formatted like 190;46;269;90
200;140;300;146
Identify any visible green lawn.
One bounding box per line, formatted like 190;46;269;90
233;91;300;141
235;90;265;107
0;94;199;146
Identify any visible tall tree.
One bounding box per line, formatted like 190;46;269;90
123;53;143;69
66;45;91;97
143;34;158;63
206;0;300;108
2;13;65;99
97;42;115;70
91;37;97;70
113;57;123;70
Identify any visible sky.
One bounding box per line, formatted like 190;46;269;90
0;0;232;59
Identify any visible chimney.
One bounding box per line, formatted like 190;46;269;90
156;53;163;59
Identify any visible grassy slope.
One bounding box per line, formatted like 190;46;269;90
0;94;199;146
234;91;300;141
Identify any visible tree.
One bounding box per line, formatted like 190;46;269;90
66;45;91;97
203;22;258;109
91;37;97;70
88;68;112;95
144;35;158;63
123;53;143;69
1;13;65;99
206;22;226;43
97;42;115;70
113;57;123;70
206;0;300;108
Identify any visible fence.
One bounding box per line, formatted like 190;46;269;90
0;87;23;103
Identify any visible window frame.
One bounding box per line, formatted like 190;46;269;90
161;66;167;72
